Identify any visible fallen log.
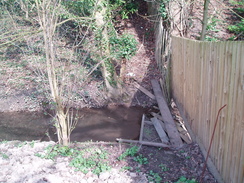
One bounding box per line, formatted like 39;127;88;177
151;79;183;147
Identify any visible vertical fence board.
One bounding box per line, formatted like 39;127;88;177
209;42;218;163
229;42;239;183
232;42;244;183
171;36;244;183
216;42;225;172
223;42;235;182
238;42;244;183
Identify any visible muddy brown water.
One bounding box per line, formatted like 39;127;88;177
0;106;147;142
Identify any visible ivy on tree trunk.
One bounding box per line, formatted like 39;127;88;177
94;0;122;98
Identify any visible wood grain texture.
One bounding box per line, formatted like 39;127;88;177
171;36;244;183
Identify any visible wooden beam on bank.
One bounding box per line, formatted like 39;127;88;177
151;79;183;147
150;112;164;121
150;112;166;131
139;114;145;142
116;138;170;148
151;117;169;144
134;82;156;100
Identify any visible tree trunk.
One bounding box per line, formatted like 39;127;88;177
200;0;210;40
120;58;127;81
36;0;72;146
56;106;69;146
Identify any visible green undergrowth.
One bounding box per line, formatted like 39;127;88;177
118;145;148;165
227;1;244;40
175;176;198;183
34;144;150;176
35;144;111;175
0;141;201;182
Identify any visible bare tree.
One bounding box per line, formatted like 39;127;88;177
0;0;138;145
34;0;78;146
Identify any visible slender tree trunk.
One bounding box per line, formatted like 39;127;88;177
36;0;70;146
56;106;69;146
200;0;210;40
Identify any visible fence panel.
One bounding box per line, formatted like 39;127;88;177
171;36;244;183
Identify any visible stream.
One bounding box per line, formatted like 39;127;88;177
0;105;146;142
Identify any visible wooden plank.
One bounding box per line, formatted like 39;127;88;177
151;79;183;147
173;115;192;144
150;112;166;131
227;42;242;183
134;82;156;100
144;120;153;125
116;138;171;148
151;117;169;144
139;114;145;142
175;123;192;144
150;112;164;121
236;42;244;183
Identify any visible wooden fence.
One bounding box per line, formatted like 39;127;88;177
171;36;244;183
